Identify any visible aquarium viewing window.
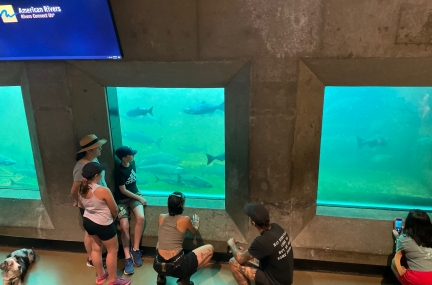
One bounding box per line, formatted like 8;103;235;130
0;87;40;199
317;86;432;211
114;87;225;199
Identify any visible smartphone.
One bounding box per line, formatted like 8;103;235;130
394;218;403;234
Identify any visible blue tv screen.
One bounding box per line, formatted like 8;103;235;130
0;0;122;60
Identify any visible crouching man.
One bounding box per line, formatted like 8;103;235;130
227;203;294;285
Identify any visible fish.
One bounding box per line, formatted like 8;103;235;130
0;155;16;166
123;132;162;149
206;152;225;165
139;152;181;166
179;175;213;188
126;106;154;117
183;101;224;115
357;135;388;149
137;163;184;175
155;175;184;186
177;144;205;154
122;114;163;127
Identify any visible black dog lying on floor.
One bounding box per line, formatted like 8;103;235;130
0;249;35;285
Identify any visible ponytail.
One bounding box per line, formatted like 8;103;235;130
79;178;91;195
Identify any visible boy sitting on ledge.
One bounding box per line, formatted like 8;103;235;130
114;146;147;275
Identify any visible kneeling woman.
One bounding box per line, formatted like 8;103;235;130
79;162;131;285
154;191;214;285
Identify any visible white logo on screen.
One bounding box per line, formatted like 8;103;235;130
17;5;61;20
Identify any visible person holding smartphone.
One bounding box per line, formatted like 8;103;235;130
227;203;294;285
153;191;214;285
392;209;432;285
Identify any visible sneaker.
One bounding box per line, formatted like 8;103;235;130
108;276;131;285
87;259;94;268
156;274;166;284
96;270;108;285
124;258;134;275
130;247;143;267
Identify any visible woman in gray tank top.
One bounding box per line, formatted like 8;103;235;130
153;191;214;285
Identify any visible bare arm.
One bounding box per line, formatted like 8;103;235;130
394;250;407;276
228;238;254;265
119;185;146;205
184;215;199;235
70;181;81;206
97;187;118;219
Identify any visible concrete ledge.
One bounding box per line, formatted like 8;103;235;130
0;198;53;229
292;216;394;266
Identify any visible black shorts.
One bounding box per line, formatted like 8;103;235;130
255;269;271;285
83;217;117;241
153;250;198;278
79;207;84;217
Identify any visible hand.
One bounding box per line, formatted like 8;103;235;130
393;229;401;239
139;197;147;206
227;238;237;247
238;246;245;252
73;201;78;207
192;214;200;229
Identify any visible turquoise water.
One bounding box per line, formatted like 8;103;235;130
318;87;432;210
115;88;225;199
0;87;40;199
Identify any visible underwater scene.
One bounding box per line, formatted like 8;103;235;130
318;87;432;211
115;87;225;199
0;87;39;199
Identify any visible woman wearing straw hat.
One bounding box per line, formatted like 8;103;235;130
70;134;108;267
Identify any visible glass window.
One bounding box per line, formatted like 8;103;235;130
318;87;432;211
0;86;40;199
115;87;225;199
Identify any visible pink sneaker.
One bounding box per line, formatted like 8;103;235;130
96;271;108;285
108;276;131;285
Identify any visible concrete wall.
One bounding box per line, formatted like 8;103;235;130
1;0;432;266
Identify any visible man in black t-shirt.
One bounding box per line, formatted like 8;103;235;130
114;146;147;275
227;204;294;285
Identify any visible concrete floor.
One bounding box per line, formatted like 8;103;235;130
0;246;397;285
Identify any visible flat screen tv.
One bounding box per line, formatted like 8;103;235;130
0;0;123;60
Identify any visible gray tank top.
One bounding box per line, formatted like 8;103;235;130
158;215;185;251
79;183;113;226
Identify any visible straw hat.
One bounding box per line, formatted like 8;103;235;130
77;134;107;153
